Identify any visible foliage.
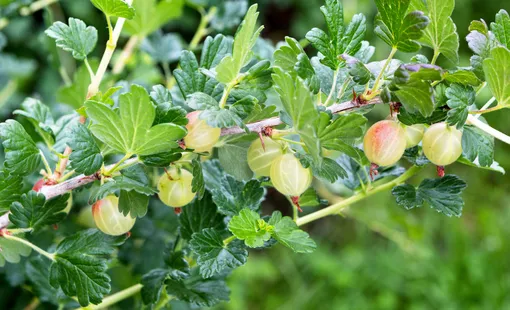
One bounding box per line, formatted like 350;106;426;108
0;0;509;309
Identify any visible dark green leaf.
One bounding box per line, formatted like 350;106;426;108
340;53;372;84
141;31;183;63
392;175;467;217
483;46;510;106
218;143;253;181
0;171;23;213
374;0;429;52
140;150;182;167
445;84;475;128
179;192;225;240
462;125;494;167
189;228;248;278
45;18;97;60
397;106;447;125
0;120;41;175
191;159;205;199
119;190;149;218
211;176;265;216
13;98;54;144
9;191;70;230
68;124;103;175
49;229;128;306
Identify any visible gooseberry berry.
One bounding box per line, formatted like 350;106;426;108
157;168;196;208
92;195;136;236
184;111;221;153
422;122;463;166
363;120;407;166
405;124;427;148
247;137;284;177
270;153;312;197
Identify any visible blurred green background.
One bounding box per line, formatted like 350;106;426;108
1;0;510;309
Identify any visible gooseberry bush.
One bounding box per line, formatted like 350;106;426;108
0;0;509;308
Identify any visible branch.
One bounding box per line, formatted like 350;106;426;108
466;115;510;145
221;98;382;136
87;0;134;97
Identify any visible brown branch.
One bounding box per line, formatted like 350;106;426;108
220;98;382;136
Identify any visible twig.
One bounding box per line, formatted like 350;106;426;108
112;35;140;75
220;98;382;136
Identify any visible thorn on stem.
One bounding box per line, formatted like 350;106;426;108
291;196;303;212
437;166;445;178
369;163;379;180
258;132;266;151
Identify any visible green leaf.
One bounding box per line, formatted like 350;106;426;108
397;106;447;125
179;192;225;240
268;211;316;253
442;70;481;86
469;19;489;34
215;4;263;84
483;46;510;107
211;176;265;216
164;269;229;306
123;0;184;37
318;112;367;148
467;28;498;80
140;150;182;167
0;171;23;213
0;120;41;176
340;54;372;84
119;190;149;218
67;124;103;175
392;175;467;217
393;64;441;117
218;143;253;181
191;159;205;199
9;191;70;231
140;31;183;63
297;153;346;183
305;0;367;70
491;9;510;48
228;209;271;248
150;85;188;126
45;18;98;60
0;53;37;79
91;165;156;202
272;67;322;166
141;269;172;305
445;84;475;128
462;125;494;167
210;0;248;31
26;257;63;304
85;84;187;156
49;229;128;306
13;98;55;144
274;36;320;92
457;156;504;174
411;0;459;63
374;0;429;52
0;235;31;267
90;0;135;19
189;228;248;278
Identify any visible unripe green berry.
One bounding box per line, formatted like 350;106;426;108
422;122;463;166
92;195;136;236
405;124;427;148
157;168;196;208
184;111;221;153
247;137;284;177
363;120;407;166
270;153;312;197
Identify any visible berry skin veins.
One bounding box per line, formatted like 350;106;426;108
422;122;463;166
363;120;407;167
157;168;196;208
92;195;136;236
270;153;312;197
247;137;284;177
